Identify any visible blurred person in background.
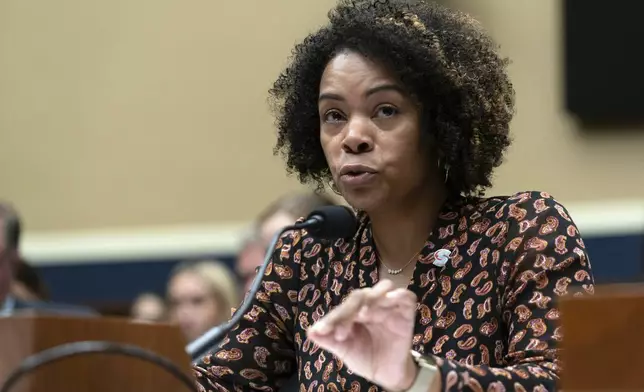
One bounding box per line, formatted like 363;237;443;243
1;201;97;317
235;233;266;293
11;258;49;301
236;192;336;292
167;260;239;342
130;292;166;323
0;202;21;315
254;192;336;245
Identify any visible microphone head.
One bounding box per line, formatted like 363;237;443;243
305;205;357;239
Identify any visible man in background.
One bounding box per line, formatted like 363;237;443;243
11;258;50;301
0;201;97;317
0;203;22;315
235;192;336;293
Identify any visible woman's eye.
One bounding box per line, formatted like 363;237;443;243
375;106;398;118
323;110;345;123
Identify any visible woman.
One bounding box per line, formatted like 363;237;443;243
194;1;594;391
167;260;239;342
236;192;336;292
131;292;167;323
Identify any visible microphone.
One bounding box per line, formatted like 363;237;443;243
186;205;357;360
294;205;358;239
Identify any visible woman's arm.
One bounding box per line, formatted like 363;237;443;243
193;230;303;392
428;192;595;391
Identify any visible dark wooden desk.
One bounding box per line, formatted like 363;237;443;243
0;315;191;392
560;283;644;390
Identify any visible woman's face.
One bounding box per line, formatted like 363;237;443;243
167;271;222;342
131;295;166;323
318;50;431;213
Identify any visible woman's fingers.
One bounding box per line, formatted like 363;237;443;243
365;279;395;300
385;288;418;310
356;288;418;324
308;280;396;336
334;322;354;341
307;283;418;360
308;281;417;334
308;289;368;336
360;288;417;312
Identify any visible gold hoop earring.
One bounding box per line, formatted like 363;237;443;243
438;158;449;184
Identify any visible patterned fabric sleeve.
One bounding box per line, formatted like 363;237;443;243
432;192;595;391
192;230;303;392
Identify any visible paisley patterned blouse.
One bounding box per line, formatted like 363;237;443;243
193;191;595;392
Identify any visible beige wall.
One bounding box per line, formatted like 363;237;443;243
1;0;643;233
448;0;644;201
0;0;338;231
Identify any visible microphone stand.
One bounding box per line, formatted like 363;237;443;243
186;222;306;361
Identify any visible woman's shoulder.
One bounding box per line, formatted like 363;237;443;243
465;190;576;225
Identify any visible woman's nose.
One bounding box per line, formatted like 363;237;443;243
342;117;374;154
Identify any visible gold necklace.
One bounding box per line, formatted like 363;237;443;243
375;248;423;275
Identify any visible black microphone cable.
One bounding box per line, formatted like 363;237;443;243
0;341;197;392
185;222;301;360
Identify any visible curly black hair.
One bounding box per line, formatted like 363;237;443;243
269;0;515;198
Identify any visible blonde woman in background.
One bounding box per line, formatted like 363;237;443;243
167;260;239;342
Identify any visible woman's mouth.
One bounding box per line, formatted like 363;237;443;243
339;170;377;186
